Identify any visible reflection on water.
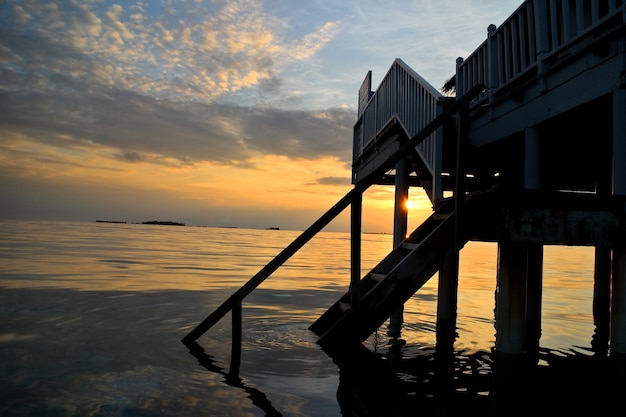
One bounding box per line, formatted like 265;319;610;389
0;220;621;416
0;220;389;293
185;340;282;417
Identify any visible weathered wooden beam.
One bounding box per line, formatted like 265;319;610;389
502;208;625;246
465;190;626;246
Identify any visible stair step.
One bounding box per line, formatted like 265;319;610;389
369;273;386;282
310;195;473;345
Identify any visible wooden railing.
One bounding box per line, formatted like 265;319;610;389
353;59;445;192
457;0;625;106
355;1;624;183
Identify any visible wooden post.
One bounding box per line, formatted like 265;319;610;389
431;97;445;204
525;243;543;362
593;247;611;356
595;113;613;355
230;298;242;377
455;57;465;98
610;245;626;392
492;240;530;415
495;241;528;355
393;158;409;248
610;85;626;385
350;189;362;335
454;97;469;245
389;157;409;338
434;246;459;405
436;95;467;349
437;247;459;349
611;246;626;355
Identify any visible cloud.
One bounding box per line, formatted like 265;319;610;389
0;0;339;105
0;0;525;163
303;0;524;98
0;81;354;166
0;0;524;230
0;0;355;169
11;5;32;25
288;21;339;60
316;176;351;186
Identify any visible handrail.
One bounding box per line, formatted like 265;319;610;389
457;0;625;105
182;83;485;345
182;186;362;344
354;59;444;184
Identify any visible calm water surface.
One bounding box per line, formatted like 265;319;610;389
0;220;612;416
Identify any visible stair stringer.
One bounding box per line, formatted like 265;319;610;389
311;199;466;347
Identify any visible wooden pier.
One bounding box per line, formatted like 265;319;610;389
315;0;626;358
184;0;626;408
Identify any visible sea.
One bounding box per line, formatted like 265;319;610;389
0;219;618;416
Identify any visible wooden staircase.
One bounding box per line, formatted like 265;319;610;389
310;197;463;347
182;84;483;347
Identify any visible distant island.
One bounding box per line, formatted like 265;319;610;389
93;220;284;229
142;220;185;226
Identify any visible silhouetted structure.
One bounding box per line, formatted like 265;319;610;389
184;1;626;412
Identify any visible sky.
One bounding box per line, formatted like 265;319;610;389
0;0;524;233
